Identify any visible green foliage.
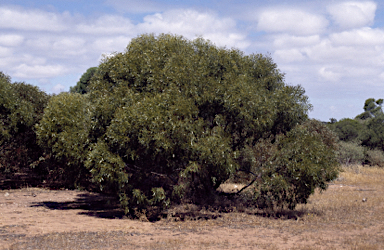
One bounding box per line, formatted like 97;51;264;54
365;149;384;167
360;113;384;151
0;72;49;175
253;120;340;210
82;33;316;213
70;67;98;94
337;141;365;165
328;118;364;142
36;92;91;186
329;98;384;152
353;98;384;150
34;34;337;214
355;98;383;120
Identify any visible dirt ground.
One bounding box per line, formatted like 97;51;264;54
1;166;384;249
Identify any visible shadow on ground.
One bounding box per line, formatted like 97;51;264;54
30;193;126;219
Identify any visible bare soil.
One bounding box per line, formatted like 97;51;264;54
1;165;384;249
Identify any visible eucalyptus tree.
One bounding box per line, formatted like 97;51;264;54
37;34;339;214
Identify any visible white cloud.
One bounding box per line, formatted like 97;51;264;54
318;67;342;82
92;36;132;54
327;1;377;29
105;0;164;13
0;6;67;32
51;83;65;94
139;10;234;35
137;9;249;50
13;64;68;78
51;37;88;57
76;15;135;35
330;27;384;46
0;34;24;47
23;36;88;59
274;49;305;63
302;39;354;62
273;34;321;49
257;9;328;35
0;46;12;57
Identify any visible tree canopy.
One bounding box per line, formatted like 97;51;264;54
36;34;339;215
0;72;49;177
355;98;383;120
70;67;98;94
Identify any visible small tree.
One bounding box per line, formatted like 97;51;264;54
36;92;91;187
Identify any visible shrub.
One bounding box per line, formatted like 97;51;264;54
365;149;384;167
337;141;365;165
248;120;340;210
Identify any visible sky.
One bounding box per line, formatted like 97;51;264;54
1;0;384;121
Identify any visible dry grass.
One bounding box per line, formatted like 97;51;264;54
155;164;384;249
3;164;384;249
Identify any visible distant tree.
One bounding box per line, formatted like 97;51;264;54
329;118;337;124
328;118;364;142
353;98;384;150
70;67;97;94
360;113;384;151
355;98;383;120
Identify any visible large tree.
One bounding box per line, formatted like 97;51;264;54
37;34;339;214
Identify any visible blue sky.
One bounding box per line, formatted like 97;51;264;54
1;0;384;121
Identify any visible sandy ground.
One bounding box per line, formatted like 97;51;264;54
0;186;383;250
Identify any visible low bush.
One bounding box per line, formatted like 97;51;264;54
365;149;384;167
337;141;365;165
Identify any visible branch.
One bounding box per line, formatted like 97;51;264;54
237;168;258;176
150;171;178;184
125;163;178;184
235;169;262;195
